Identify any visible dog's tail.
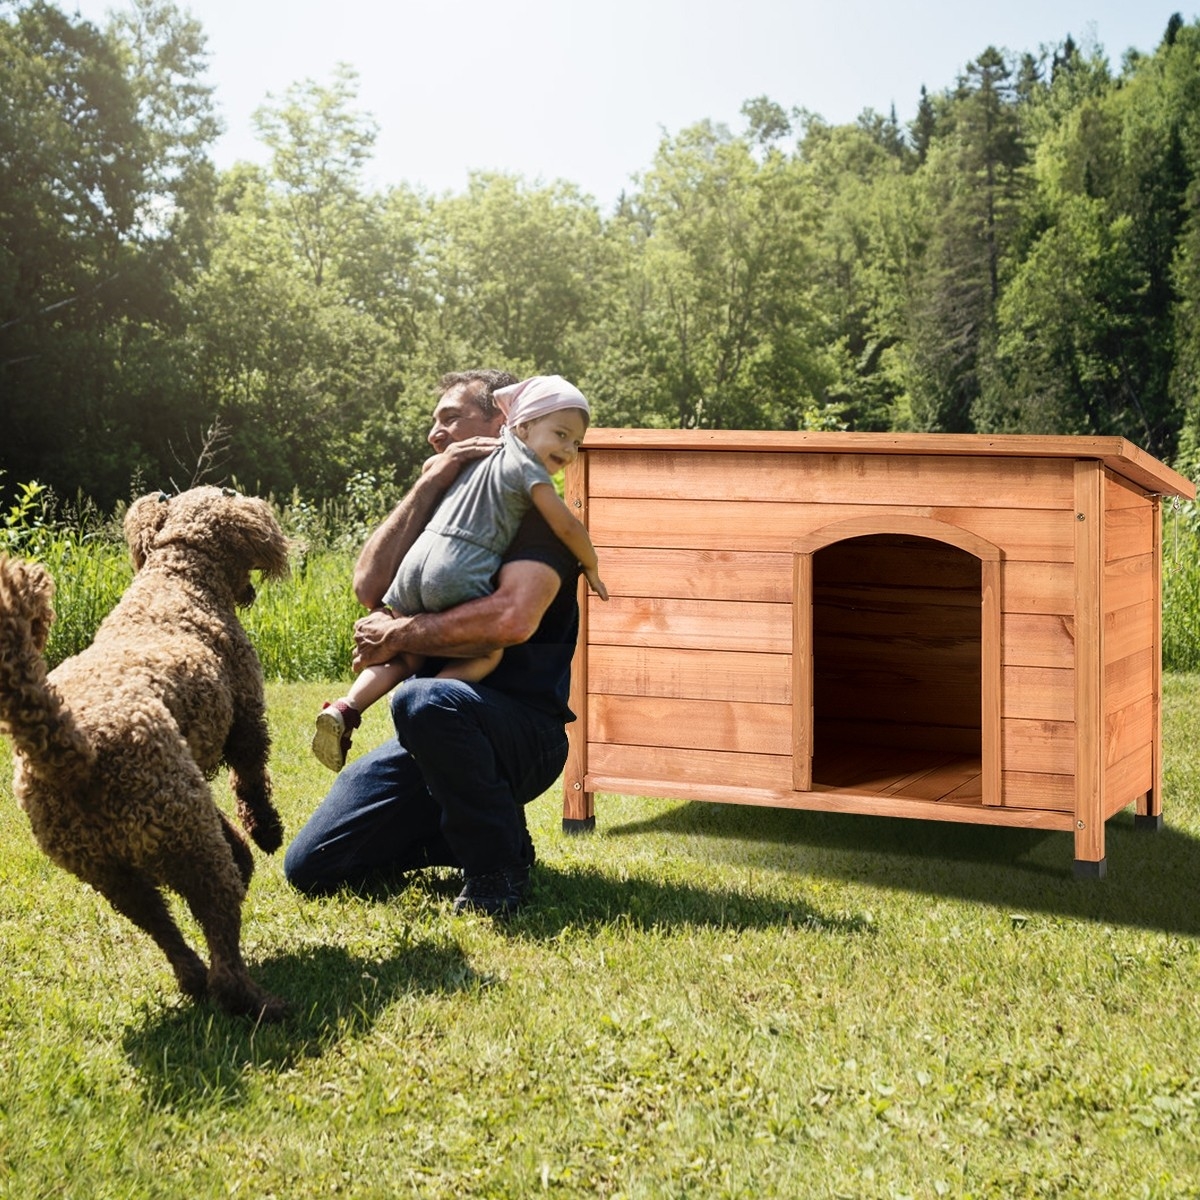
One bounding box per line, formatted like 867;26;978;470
0;556;95;777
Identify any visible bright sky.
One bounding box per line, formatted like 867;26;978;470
68;0;1191;210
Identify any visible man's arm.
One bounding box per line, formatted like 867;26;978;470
352;439;498;607
352;558;561;670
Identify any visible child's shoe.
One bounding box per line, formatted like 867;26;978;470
312;700;361;771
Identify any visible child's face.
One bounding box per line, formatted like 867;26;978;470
516;408;588;474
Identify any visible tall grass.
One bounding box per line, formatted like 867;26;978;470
241;551;363;681
1162;501;1200;671
0;479;378;681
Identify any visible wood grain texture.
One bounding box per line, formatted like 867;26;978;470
565;432;1178;865
580;430;1194;498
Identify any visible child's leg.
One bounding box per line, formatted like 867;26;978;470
313;654;424;772
345;655;423;713
436;649;503;684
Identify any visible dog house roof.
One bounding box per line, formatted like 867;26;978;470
579;430;1195;500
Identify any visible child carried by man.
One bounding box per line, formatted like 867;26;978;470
312;374;607;770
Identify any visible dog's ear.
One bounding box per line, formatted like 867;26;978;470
124;492;172;570
234;495;291;581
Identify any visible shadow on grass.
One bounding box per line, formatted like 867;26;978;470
123;934;478;1111
510;862;870;942
598;799;1200;936
122;864;857;1107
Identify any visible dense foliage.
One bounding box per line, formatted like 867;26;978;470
5;1;1200;507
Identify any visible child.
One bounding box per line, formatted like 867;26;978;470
312;375;608;771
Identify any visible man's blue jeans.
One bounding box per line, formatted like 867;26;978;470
284;677;569;895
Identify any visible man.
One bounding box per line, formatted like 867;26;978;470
283;369;581;916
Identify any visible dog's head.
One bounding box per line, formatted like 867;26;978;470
126;487;290;604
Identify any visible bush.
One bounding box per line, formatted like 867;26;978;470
1163;500;1200;672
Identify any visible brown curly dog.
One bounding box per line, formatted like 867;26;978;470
0;487;291;1021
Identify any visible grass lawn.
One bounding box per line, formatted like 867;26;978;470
2;678;1200;1199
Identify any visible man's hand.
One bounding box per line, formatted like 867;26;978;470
352;608;407;673
422;436;501;486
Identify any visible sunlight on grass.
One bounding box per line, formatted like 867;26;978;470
2;680;1200;1197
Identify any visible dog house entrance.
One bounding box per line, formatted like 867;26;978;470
802;531;991;807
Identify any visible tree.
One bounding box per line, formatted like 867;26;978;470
110;0;220;246
181;70;432;498
797;116;924;430
0;0;217;506
896;48;1030;432
980;24;1199;455
910;86;938;165
988;195;1142;435
424;172;608;383
251;63;377;288
741;95;792;148
598;117;836;430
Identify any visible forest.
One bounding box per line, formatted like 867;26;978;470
4;0;1200;509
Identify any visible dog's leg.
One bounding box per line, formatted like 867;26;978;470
167;847;288;1023
87;867;208;1003
218;809;256;887
222;707;284;854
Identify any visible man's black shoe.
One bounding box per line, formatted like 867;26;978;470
453;866;530;918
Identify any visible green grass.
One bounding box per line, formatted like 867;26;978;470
3;681;1200;1199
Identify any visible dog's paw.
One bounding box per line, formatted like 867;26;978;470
209;965;289;1022
237;799;284;853
256;993;290;1023
249;810;284;854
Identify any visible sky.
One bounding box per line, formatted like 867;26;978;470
66;0;1195;211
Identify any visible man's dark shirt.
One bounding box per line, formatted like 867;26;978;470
421;508;580;722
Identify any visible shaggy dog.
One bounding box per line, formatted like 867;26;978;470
0;487;290;1021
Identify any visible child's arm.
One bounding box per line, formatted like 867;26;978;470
529;482;609;600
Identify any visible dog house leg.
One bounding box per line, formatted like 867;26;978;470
563;814;595;834
561;675;594;833
1134;787;1163;833
1134;768;1163;831
563;454;595;835
1072;814;1106;880
562;779;595;834
562;727;595;834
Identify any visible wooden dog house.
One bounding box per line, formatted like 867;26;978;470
562;431;1194;876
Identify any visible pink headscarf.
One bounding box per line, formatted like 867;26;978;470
494;375;590;429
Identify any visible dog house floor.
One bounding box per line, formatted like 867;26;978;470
812;742;983;806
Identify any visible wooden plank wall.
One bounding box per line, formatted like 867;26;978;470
1102;470;1158;818
582;449;1082;807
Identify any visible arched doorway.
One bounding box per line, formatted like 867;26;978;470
793;517;1002;804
